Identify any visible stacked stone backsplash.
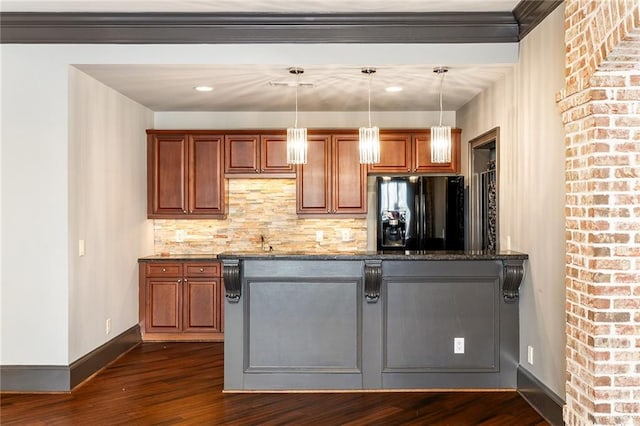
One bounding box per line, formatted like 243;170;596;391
154;179;368;254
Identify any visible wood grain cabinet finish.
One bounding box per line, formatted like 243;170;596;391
147;131;224;219
296;132;367;216
224;132;294;176
368;129;461;174
140;261;223;341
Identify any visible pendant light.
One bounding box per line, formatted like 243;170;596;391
431;66;452;164
286;67;307;164
359;67;380;164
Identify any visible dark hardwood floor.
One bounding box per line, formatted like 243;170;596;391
1;342;547;425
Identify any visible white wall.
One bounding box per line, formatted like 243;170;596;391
457;5;566;397
1;42;516;366
68;68;153;362
155;111;455;129
1;49;71;365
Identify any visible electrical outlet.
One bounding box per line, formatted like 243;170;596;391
527;345;534;364
175;230;185;242
341;229;351;242
316;231;324;242
454;337;465;354
106;318;112;335
78;239;86;256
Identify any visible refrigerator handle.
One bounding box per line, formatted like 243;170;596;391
419;191;426;249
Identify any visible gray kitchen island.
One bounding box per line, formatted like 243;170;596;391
218;251;527;391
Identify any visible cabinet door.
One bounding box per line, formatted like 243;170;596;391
414;129;461;174
189;135;225;216
260;134;295;174
296;135;331;214
146;278;182;332
224;134;260;174
148;134;188;217
367;132;412;173
332;135;367;214
183;278;222;332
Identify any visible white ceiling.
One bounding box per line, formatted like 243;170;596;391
6;1;520;112
74;63;514;112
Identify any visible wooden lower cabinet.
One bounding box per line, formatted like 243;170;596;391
139;261;223;341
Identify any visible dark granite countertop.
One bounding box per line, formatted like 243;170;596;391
216;250;528;261
138;254;218;262
139;251;528;262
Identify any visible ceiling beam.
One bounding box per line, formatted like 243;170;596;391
0;12;518;44
514;0;563;40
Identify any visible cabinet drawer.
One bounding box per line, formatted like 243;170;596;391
145;263;182;277
185;263;221;278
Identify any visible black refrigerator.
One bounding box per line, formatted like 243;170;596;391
377;176;465;251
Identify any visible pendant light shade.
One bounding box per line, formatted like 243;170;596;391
430;125;451;163
286;67;308;164
430;66;452;164
287;127;307;164
359;126;380;164
359;67;380;164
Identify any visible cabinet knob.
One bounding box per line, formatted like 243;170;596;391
199;268;204;272
327;209;330;213
407;168;411;172
183;210;187;214
177;279;182;284
189;210;193;213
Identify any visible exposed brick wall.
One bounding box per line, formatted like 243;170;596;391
560;1;640;425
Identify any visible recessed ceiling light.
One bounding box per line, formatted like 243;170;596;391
194;85;214;92
385;86;403;93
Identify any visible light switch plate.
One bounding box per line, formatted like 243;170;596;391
78;239;86;256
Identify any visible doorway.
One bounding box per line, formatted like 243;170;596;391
469;127;499;251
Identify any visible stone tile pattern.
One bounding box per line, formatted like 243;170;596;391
154;179;367;254
559;1;640;424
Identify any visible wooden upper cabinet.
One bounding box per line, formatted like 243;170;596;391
224;134;259;174
225;132;294;176
260;134;295;174
148;133;188;216
332;134;367;214
367;129;461;174
413;128;461;174
296;134;331;214
367;132;412;173
189;135;224;215
147;131;225;219
296;132;366;216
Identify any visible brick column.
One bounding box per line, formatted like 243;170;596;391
559;1;640;424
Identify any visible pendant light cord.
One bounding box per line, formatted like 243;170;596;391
368;72;373;127
294;73;300;128
438;71;444;127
